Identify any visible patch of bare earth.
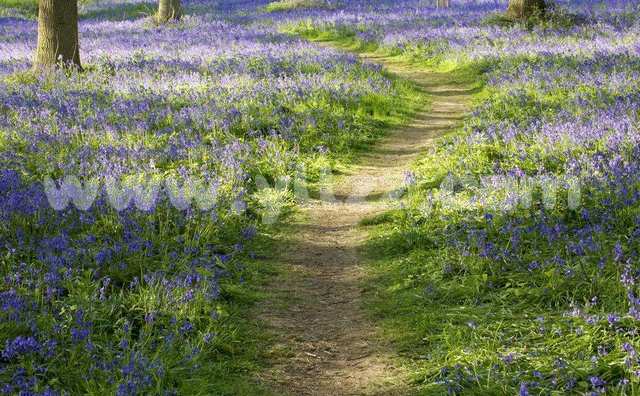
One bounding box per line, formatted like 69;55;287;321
255;54;473;395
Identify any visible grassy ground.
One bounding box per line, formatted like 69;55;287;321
0;0;156;19
280;23;481;73
172;249;275;395
264;0;335;13
0;0;36;18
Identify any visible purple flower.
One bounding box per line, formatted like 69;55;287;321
144;312;156;325
2;336;41;359
0;170;21;194
179;321;194;335
614;242;624;262
0;289;26;321
116;381;137;396
241;225;257;240
71;327;89;343
182;289;194;302
519;382;528;396
590;376;606;389
99;277;111;301
403;171;417;187
94;249;111;266
623;342;636;356
501;353;515;364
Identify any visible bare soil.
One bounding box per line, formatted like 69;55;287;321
256;54;473;395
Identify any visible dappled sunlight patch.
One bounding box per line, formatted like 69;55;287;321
265;0;339;13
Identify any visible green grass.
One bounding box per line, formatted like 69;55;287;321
174;273;272;395
264;0;338;13
181;234;278;396
280;22;476;73
361;194;639;395
81;1;156;21
0;0;36;18
364;220;575;394
295;56;431;185
0;0;154;19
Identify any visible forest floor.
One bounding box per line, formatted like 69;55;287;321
254;50;475;395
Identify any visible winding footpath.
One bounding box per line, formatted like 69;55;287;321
257;51;474;395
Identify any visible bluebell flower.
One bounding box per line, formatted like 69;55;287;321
71;327;89;343
2;336;40;359
179;321;193;335
589;376;606;389
519;382;529;396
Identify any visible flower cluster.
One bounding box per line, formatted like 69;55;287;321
0;0;404;393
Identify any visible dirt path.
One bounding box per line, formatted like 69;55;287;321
256;54;474;395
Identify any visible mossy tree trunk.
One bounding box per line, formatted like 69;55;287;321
35;0;81;69
157;0;182;23
507;0;546;18
436;0;450;8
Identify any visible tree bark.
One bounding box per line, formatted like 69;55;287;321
436;0;450;8
507;0;546;19
157;0;182;23
35;0;81;69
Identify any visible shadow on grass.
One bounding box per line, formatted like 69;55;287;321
81;1;155;21
184;229;281;396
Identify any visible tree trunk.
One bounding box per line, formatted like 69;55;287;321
35;0;81;69
507;0;546;19
157;0;182;23
436;0;450;8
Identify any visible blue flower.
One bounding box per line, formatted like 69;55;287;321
614;242;624;262
179;321;193;335
71;327;89;343
519;382;528;396
2;336;40;360
589;376;606;389
0;169;21;192
203;333;216;343
623;342;636;356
